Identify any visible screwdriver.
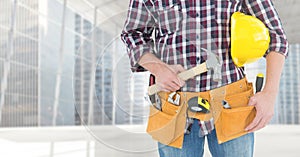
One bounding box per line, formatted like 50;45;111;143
255;73;264;93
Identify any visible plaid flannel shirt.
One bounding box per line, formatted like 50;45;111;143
121;0;288;136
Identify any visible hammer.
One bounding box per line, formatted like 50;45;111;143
148;50;222;95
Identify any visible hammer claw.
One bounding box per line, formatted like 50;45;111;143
204;48;222;82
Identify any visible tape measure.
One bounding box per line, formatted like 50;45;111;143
187;97;210;113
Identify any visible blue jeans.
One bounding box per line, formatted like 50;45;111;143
158;120;254;157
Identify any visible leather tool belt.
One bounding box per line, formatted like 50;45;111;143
146;77;256;148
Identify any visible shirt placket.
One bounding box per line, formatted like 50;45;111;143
195;0;201;92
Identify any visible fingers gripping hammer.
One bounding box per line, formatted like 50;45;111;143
148;50;222;95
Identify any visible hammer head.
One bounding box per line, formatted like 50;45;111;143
206;51;222;82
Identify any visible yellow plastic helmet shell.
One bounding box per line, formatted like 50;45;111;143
231;12;270;67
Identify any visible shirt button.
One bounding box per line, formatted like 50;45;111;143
196;13;199;17
196;35;199;39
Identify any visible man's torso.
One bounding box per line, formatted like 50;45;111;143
145;0;245;92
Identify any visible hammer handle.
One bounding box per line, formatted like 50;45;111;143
148;63;208;95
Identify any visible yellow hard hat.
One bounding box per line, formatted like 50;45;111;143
231;12;270;67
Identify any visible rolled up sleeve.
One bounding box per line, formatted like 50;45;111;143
121;0;156;72
242;0;289;57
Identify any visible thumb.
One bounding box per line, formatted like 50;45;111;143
175;65;186;86
176;64;186;73
248;96;257;106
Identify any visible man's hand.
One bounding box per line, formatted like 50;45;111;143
245;51;285;132
245;90;276;132
138;53;186;92
153;64;186;92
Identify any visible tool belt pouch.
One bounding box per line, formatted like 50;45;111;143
215;83;256;144
146;93;186;146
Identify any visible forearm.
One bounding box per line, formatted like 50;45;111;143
263;51;286;94
138;53;167;75
246;51;286;131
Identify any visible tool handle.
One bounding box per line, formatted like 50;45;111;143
255;73;264;93
148;63;208;95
